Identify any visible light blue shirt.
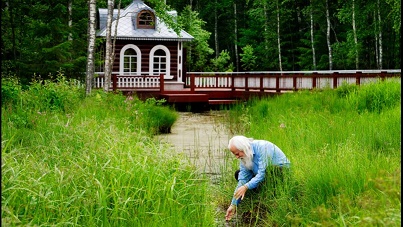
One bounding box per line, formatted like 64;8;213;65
231;140;290;205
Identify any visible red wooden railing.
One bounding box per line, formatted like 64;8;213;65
185;70;401;92
93;70;401;93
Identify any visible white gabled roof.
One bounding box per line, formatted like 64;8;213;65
97;0;193;41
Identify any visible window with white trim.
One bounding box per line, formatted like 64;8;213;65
152;49;166;75
123;48;137;75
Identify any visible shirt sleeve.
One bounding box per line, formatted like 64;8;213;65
231;164;253;206
244;154;267;190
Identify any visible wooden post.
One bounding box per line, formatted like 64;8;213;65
260;74;264;92
356;71;362;85
245;72;249;91
190;73;195;93
293;74;297;91
275;75;280;93
160;74;165;93
333;72;339;89
380;71;387;81
312;72;317;89
231;74;235;92
112;74;117;91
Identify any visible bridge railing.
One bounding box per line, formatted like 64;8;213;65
186;70;401;92
93;73;162;91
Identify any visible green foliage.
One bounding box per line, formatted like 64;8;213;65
178;6;214;71
209;50;234;72
240;45;257;71
141;98;179;134
345;79;401;113
23;74;85;113
1;76;22;107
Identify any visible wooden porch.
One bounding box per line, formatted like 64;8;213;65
93;70;401;106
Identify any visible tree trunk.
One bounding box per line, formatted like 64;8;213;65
112;0;122;72
263;1;269;60
233;1;239;72
325;0;333;70
214;0;219;58
377;0;383;69
68;0;72;41
309;0;317;70
103;0;114;92
86;0;97;95
352;0;359;69
276;0;282;71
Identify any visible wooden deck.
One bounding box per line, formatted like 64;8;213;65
93;70;401;106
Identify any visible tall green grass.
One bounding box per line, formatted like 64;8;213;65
2;76;215;226
219;78;401;226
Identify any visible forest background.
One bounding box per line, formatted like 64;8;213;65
1;0;401;85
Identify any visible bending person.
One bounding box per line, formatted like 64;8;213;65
225;135;291;221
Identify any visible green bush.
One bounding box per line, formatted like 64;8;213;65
24;75;85;113
140;98;178;134
1;76;22;107
346;79;401;113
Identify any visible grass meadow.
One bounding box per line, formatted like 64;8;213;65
2;75;401;226
217;78;401;226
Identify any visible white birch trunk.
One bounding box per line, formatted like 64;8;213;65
310;0;317;70
68;0;72;41
377;0;383;69
352;0;359;69
326;0;333;70
86;0;97;95
276;0;282;71
374;11;379;67
263;2;269;57
112;0;121;71
234;1;239;71
103;0;114;92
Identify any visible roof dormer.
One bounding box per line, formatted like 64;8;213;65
136;10;155;29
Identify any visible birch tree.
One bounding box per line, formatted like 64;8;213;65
86;0;97;95
325;0;333;70
103;0;114;92
309;0;317;70
233;0;239;71
275;0;282;71
375;0;383;69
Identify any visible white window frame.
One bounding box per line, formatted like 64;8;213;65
120;44;142;75
149;45;172;79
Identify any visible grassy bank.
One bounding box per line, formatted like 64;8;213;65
1;76;215;226
217;78;401;226
2;76;400;226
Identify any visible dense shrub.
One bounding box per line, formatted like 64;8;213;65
1;76;22;107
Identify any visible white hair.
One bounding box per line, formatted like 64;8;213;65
228;135;254;169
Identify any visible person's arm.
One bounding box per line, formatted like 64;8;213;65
231;165;253;205
244;149;268;189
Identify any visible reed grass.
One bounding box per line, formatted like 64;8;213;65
2;76;215;226
218;78;401;226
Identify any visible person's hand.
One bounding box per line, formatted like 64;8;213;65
225;204;236;221
234;185;248;200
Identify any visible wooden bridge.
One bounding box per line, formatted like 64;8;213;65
93;70;401;106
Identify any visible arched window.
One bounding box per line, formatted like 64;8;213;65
149;45;171;79
137;10;155;29
153;49;166;75
120;44;141;75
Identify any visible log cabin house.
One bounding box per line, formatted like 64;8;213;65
96;0;193;91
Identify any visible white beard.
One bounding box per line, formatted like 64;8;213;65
241;156;253;170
